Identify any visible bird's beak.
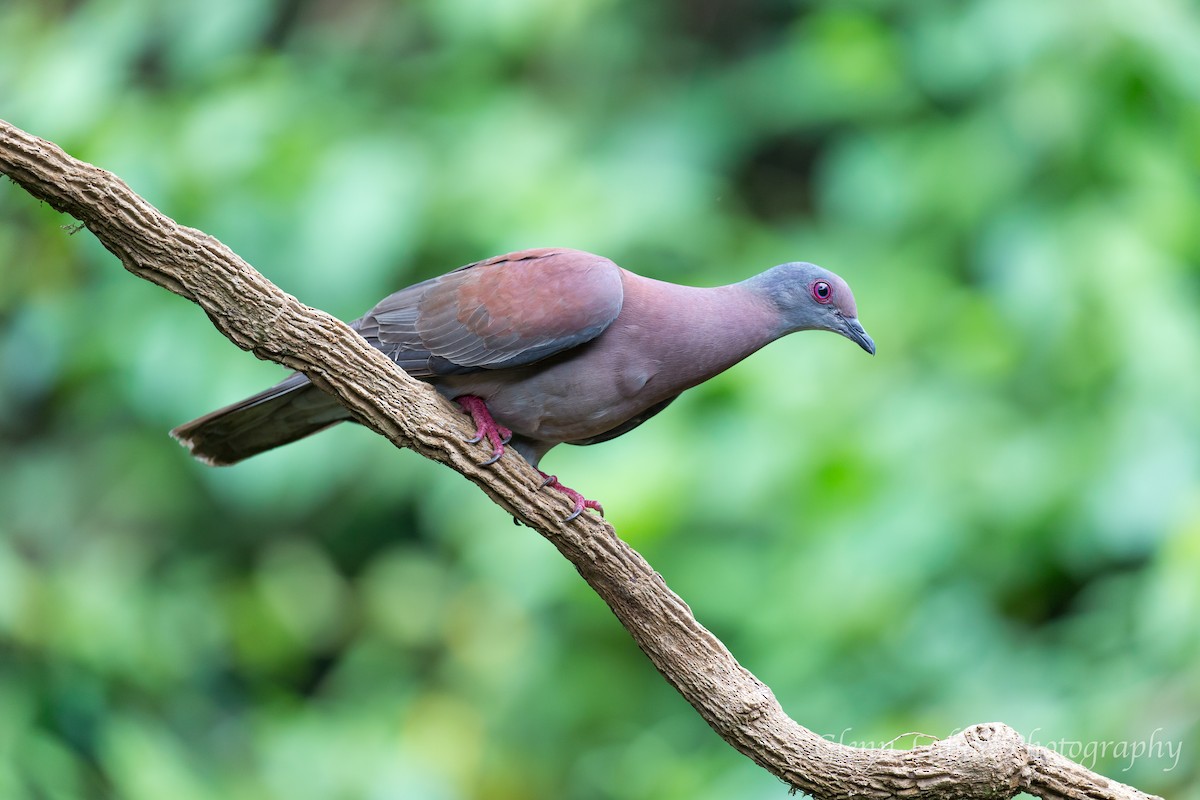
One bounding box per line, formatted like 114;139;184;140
839;316;876;355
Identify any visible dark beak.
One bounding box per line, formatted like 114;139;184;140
840;316;876;355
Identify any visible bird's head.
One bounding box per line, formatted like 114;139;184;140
748;262;875;355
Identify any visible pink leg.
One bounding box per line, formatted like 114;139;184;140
539;471;604;523
455;395;512;466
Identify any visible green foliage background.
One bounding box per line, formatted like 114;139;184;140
2;1;1199;798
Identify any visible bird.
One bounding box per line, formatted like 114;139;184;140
171;248;874;520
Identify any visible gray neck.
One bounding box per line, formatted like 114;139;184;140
738;267;811;334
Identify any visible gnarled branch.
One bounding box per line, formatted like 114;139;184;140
0;119;1160;800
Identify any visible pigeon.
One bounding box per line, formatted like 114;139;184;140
172;248;874;520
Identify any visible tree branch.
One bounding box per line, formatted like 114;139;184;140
0;118;1161;800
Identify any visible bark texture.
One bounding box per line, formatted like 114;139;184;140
0;119;1162;800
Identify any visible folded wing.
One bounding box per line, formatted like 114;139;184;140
356;248;625;378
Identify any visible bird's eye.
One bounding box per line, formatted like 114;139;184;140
811;280;833;303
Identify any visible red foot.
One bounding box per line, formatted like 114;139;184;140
538;471;604;522
455;395;512;466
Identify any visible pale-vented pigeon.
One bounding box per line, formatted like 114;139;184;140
171;248;874;519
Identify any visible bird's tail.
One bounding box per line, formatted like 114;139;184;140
170;373;350;466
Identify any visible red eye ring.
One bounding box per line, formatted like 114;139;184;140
811;280;833;304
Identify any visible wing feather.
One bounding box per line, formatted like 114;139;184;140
356;248;624;378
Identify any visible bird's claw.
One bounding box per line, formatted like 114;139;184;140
454;397;604;522
563;497;604;523
455;395;511;466
465;426;510;448
538;471;604;523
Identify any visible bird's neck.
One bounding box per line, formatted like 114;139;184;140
620;272;784;392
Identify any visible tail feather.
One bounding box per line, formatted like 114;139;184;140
170;373;351;466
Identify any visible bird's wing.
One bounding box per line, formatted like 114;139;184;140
355;248;625;378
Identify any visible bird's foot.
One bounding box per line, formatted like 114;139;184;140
455;395;512;466
538;472;604;523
